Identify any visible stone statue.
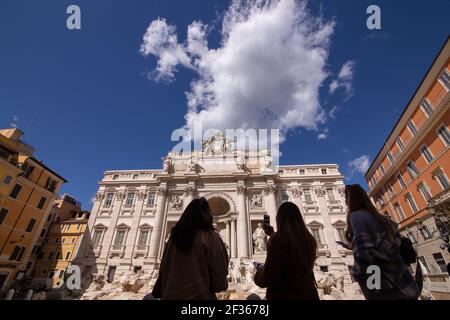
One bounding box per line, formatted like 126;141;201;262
186;158;197;173
230;260;241;284
162;157;172;172
264;154;272;171
252;223;267;254
236;152;245;170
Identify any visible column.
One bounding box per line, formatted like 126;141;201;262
236;185;250;258
149;186;167;260
225;220;230;255
315;186;339;257
264;184;278;231
230;218;237;258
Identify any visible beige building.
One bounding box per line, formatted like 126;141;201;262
31;195;91;289
87;136;354;283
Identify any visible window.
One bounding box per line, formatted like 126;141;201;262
112;175;119;180
0;208;8;224
71;238;76;243
336;228;346;242
299;169;305;175
420;145;434;164
326;188;336;202
396;137;405;152
22;164;35;179
9;184;22;199
304;190;313;203
377;195;384;206
311;229;323;248
48;271;55;279
138;230;149;247
407;120;417;136
418;183;432;201
421;99;433;117
405;194;419;213
437;124;450;146
47;214;52;222
394;203;405;221
432;253;447;273
420;226;432;240
320;266;328;273
65;252;71;260
406;232;416;244
321;169;327;175
62;238;66;243
418;256;431;273
397;173;406;188
37;197;47;210
105;193;114;206
114;230;126;246
387;151;394;164
55;238;60;244
59;270;65;279
379;164;385;175
3;175;12;185
92;230;103;247
406;160;419;179
132;174;139;180
9;246;26;261
281;190;289;202
435;169;450;190
125;192;135;205
25;218;37;232
439;69;450;91
48;252;54;260
40;228;47;238
387;184;395;197
45;178;57;192
147;192;156;206
55;252;61;259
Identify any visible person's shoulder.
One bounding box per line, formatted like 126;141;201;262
350;209;375;226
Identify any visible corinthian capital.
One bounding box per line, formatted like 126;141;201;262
237;184;247;195
314;187;326;197
137;192;147;200
157;187;168;197
95;192;104;201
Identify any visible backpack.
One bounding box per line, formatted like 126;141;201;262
400;236;417;265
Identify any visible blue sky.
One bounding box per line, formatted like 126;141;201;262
1;0;449;209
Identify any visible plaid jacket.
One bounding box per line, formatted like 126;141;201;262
349;210;419;300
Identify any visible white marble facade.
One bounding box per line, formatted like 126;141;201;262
87;138;354;283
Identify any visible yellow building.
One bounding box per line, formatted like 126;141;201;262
31;195;91;289
0;128;66;293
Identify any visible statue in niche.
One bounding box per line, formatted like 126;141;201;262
252;223;267;254
236;152;245;170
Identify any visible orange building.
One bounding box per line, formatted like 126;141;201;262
365;38;450;295
0;128;67;294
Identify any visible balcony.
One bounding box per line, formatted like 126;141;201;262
133;245;150;258
109;244;126;258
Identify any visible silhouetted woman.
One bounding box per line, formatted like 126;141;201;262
254;202;319;300
152;198;229;299
343;184;419;300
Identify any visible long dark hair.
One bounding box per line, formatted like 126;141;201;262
276;202;317;271
344;184;390;242
171;197;214;252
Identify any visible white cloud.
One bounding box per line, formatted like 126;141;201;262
317;128;328;140
329;60;355;97
348;155;370;176
329;105;338;119
141;0;337;141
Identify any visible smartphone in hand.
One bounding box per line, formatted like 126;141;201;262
263;214;270;229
